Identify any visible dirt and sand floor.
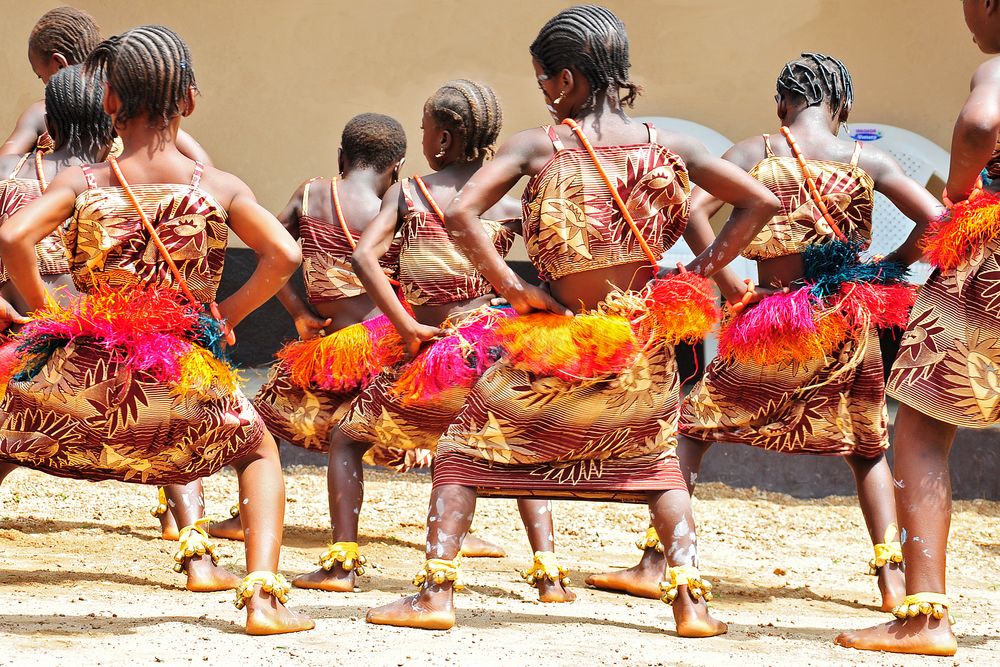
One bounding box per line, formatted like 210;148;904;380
1;465;997;666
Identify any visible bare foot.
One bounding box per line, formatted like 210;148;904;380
672;588;727;638
366;585;455;630
877;563;906;612
183;554;241;592
459;534;506;558
158;511;179;542
585;549;664;600
208;516;245;542
835;615;957;656
244;587;315;636
537;578;576;603
292;566;356;592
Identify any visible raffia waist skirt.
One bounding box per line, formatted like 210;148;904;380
337;305;514;468
887;194;1000;427
434;276;720;503
0;283;264;485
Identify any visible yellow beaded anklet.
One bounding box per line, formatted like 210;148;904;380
520;551;570;588
318;541;367;575
635;527;664;553
868;541;903;575
413;557;464;591
150;487;168;518
172;518;220;573
229;504;240;518
234;571;291;609
659;565;714;605
892;593;952;623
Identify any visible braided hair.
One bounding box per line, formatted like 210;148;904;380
776;53;854;118
341;113;407;172
45;64;113;159
29;6;101;64
85;25;198;130
424;80;503;162
530;5;641;107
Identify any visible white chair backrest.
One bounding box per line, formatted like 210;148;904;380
838;123;949;284
636;116;758;284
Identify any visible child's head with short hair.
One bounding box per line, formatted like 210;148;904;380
340;113;406;174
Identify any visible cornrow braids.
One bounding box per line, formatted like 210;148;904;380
530;5;642;108
45;64;113;159
85;25;198;130
341;113;407;172
425;80;503;162
29;6;101;65
776;52;854;118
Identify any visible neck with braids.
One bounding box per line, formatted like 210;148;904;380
113;114;183;159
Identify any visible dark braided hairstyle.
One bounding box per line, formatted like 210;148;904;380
530;5;641;107
29;7;101;64
424;80;503;162
45;64;113;159
85;25;198;130
776;53;854;118
341;113;407;172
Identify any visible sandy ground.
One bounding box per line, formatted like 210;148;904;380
0;466;998;667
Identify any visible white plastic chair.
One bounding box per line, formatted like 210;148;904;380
837;123;950;284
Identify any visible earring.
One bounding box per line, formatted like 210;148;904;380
435;149;446;158
843;121;852;138
552;91;566;105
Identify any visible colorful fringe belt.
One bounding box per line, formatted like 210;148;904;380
0;280;237;397
922;189;1000;271
494;272;718;382
718;241;915;366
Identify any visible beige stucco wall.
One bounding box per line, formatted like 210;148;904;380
0;1;985;214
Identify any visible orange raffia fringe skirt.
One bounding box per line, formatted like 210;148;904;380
432;273;718;502
254;313;427;470
338;305;515;456
0;281;263;485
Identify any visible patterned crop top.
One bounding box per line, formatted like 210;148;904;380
66;161;227;303
0;152;71;283
298;177;402;304
397;177;515;307
741;135;875;260
522;124;690;281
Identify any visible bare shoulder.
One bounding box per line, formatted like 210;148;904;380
20;100;47;133
722;136;769;170
497;126;561;174
854;143;903;180
484;193;522;221
0;154;22;176
198;165;253;209
971;56;1000;88
46;165;90;198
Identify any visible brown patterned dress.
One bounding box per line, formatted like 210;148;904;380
0;152;71;286
253;177;402;453
336;177;516;457
680;135;889;458
433;124;692;502
0;162;265;485
885;145;1000;427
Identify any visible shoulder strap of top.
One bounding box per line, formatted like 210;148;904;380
34;151;48;192
79;163;97;189
301;177;322;217
850;141;863;168
543;125;565;152
762;134;775;157
413;176;447;220
8;153;31;179
190;161;204;189
400;177;417;211
645;122;657;145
